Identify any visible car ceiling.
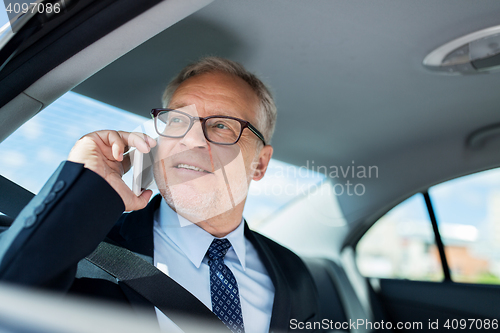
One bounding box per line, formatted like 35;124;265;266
71;0;500;226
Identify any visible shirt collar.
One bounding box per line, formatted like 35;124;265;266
156;199;247;270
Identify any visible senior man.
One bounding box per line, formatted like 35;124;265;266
0;57;319;332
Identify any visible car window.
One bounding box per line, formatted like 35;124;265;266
0;91;148;194
357;167;500;285
429;167;500;285
0;91;325;225
356;193;444;281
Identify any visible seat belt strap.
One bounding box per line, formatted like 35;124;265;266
85;241;230;333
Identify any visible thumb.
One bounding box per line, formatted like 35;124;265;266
125;189;153;212
139;189;153;204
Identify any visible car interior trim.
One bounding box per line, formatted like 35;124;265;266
0;0;163;107
0;0;214;144
423;191;451;281
0;92;42;143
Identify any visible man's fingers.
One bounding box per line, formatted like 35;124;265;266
112;142;123;161
138;189;153;205
109;176;152;211
69;130;156;211
88;131;127;162
92;131;155;162
118;131;156;155
139;134;157;149
107;131;130;161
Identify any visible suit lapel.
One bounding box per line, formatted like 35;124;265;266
244;222;292;333
117;194;162;257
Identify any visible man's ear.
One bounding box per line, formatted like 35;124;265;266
252;145;273;181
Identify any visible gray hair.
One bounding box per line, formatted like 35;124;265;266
162;57;277;144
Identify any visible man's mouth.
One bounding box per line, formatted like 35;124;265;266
175;163;212;173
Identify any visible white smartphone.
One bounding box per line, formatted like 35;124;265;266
127;148;155;195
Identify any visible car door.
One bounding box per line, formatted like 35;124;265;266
355;168;500;332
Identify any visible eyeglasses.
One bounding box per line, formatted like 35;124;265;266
151;108;267;146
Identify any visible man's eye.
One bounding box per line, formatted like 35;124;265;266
215;123;229;130
168;117;187;124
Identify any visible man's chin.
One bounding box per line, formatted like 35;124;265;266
159;187;234;223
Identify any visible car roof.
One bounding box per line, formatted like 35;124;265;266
2;0;500;241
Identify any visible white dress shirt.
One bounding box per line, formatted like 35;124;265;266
153;199;275;332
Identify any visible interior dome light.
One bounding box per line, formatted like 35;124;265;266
423;25;500;74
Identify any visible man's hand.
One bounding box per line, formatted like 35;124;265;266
68;130;157;211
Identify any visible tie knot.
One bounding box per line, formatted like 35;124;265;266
207;238;232;261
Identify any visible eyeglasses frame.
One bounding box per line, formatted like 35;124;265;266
151;108;267;146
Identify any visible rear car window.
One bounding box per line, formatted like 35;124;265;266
357;167;500;285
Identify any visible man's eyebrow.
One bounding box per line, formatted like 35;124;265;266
169;104;237;118
169;103;186;110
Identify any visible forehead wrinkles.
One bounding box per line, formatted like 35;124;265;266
171;90;237;113
169;73;260;119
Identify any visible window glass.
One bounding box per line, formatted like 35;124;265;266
429;168;500;284
0;7;10;38
356;194;443;281
0;91;323;225
0;91;148;194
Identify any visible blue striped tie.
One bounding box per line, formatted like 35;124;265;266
207;238;245;333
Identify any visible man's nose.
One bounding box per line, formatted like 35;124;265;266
180;120;208;148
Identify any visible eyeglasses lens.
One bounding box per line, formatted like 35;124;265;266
156;110;242;144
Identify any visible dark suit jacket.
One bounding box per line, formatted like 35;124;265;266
0;161;320;332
